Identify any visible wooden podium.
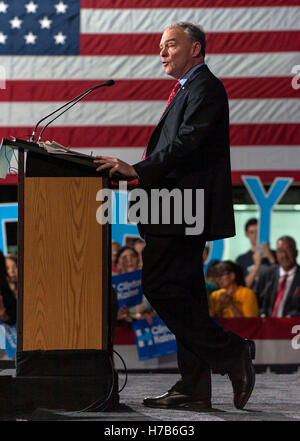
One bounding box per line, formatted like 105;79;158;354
0;139;118;414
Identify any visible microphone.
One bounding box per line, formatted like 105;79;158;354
30;80;115;143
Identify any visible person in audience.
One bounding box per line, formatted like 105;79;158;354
236;218;276;290
115;246;140;274
134;239;145;269
112;241;121;275
256;236;300;317
202;245;209;265
209;261;259;318
114;246;154;324
5;254;17;299
205;260;220;295
0;250;17;325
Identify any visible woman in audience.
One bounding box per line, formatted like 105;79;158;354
115;246;154;324
111;241;121;275
0;251;17;325
115;246;140;274
5;254;18;299
209;260;259;318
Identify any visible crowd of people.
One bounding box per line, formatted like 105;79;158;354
112;218;300;323
0;251;17;326
0;217;299;331
111;239;156;324
205;219;300;319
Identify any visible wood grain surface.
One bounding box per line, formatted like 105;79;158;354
22;177;104;351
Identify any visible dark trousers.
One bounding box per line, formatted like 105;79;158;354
141;234;245;399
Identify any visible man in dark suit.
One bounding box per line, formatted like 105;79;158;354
256;236;300;317
95;22;255;410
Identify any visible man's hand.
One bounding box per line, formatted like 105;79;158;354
94;156;138;180
260;243;276;264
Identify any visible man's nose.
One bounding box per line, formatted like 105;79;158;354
160;46;167;57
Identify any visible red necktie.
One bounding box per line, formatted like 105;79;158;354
271;273;288;317
163;81;181;114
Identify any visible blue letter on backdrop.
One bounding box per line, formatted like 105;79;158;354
242;176;293;244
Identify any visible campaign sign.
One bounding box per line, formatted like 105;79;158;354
0;321;17;359
112;270;143;309
132;316;177;360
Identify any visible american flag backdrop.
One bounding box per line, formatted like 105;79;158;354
0;0;300;185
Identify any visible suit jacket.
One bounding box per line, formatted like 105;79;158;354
256;265;300;317
133;64;235;240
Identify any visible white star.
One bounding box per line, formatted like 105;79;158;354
10;16;22;29
55;1;68;14
0;32;7;44
54;32;67;44
0;1;8;13
24;32;37;45
25;1;38;13
39;16;52;29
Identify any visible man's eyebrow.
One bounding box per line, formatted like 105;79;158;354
159;38;177;47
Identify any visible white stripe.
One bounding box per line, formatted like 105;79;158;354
7;147;300;176
74;147;300;171
229;99;300;124
1;99;299;126
253;340;300;364
0;53;298;80
74;148;144;164
230;146;300;171
81;7;300;33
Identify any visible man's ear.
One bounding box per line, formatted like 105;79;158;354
192;41;202;57
192;41;201;58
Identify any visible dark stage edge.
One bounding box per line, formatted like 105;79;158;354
0;370;299;421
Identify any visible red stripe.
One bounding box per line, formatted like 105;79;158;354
81;0;300;9
1;77;298;102
232;170;300;184
2;171;300;186
1;123;299;147
113;318;300;345
80;31;300;55
219;317;300;339
230;123;300;146
0;174;18;185
2;170;300;186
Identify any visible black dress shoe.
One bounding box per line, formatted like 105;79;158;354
228;339;256;410
143;390;212;410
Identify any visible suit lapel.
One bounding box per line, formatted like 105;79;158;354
145;64;210;157
157;64;210;125
283;265;300;315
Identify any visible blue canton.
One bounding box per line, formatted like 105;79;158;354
0;0;80;55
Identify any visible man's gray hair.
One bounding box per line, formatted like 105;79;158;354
166;21;206;57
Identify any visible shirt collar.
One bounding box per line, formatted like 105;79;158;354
179;62;206;86
279;265;297;277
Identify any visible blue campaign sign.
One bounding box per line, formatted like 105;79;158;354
0;321;17;359
132;316;177;361
112;269;143;309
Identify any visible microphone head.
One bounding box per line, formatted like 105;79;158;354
105;79;115;86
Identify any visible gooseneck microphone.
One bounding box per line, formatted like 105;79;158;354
30;80;115;143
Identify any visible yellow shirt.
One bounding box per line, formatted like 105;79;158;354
209;286;259;318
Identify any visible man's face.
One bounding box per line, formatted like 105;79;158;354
246;224;258;247
159;27;200;79
276;239;298;272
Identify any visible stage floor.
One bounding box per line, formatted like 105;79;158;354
0;369;299;421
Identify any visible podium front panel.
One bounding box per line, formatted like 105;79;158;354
21;177;107;351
